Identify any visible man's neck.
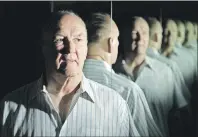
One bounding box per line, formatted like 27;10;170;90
87;44;111;65
46;72;82;100
45;71;82;121
124;52;146;74
149;41;158;49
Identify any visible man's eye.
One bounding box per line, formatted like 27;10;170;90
74;38;82;42
54;39;63;43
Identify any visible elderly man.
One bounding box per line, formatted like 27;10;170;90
192;22;198;47
146;17;192;136
113;16;189;137
83;13;162;137
183;21;197;48
0;11;135;137
161;19;178;57
164;19;196;90
146;17;190;104
176;20;197;84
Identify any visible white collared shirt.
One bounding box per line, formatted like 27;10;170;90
114;56;189;137
146;47;191;101
83;59;162;137
0;75;135;137
169;44;197;89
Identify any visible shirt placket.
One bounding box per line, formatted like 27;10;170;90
42;92;63;136
58;91;81;137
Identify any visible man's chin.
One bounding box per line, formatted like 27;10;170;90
57;67;81;77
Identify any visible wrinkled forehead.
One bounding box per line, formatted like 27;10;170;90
57;14;87;35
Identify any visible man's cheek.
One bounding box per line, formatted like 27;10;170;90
77;47;87;60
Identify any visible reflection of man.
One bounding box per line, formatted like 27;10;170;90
0;11;133;137
161;19;178;57
147;17;190;102
146;17;192;136
114;17;189;137
165;19;196;90
83;13;162;137
183;21;197;48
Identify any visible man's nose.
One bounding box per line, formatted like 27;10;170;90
60;38;76;54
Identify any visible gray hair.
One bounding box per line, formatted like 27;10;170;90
41;10;83;47
86;13;111;46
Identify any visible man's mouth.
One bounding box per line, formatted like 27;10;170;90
56;53;79;72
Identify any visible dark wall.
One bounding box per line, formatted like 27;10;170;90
1;1;198;98
1;2;51;99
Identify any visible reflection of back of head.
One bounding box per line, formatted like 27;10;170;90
86;13;111;63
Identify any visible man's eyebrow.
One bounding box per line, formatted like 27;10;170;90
55;33;64;37
73;33;85;37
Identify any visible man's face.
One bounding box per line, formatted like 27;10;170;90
185;22;194;43
193;24;197;41
45;14;88;77
197;23;198;41
177;24;185;44
111;21;120;64
163;22;177;47
156;24;163;50
131;20;149;55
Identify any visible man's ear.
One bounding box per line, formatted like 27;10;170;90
108;37;113;53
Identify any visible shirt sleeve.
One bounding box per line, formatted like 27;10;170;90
174;65;191;105
172;70;189;109
0;99;3;136
119;101;140;137
128;85;163;137
0;99;11;137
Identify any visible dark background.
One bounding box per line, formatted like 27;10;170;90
0;2;197;136
1;1;198;95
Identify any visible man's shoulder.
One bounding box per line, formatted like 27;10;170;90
150;57;172;72
113;72;141;91
85;78;127;103
1;79;41;105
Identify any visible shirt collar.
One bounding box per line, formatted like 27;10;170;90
84;59;115;73
184;41;197;48
172;47;179;55
143;56;155;71
119;56;155;79
175;42;182;48
147;47;160;56
28;74;95;104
